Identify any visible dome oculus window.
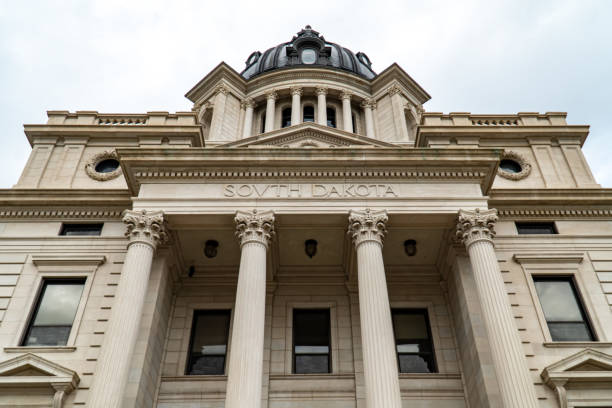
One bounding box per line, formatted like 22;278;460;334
85;151;123;181
301;48;317;64
497;151;532;180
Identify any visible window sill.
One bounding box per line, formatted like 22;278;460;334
4;346;77;353
542;342;612;348
399;372;461;379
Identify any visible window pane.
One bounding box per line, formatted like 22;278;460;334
516;222;556;234
295;355;329;374
534;280;584;321
293;309;330;374
326;107;336;128
23;280;85;346
282;108;291;128
187;310;231;375
60;223;103;236
548;322;593;342
303;106;315;122
392;309;437;373
398;354;434;373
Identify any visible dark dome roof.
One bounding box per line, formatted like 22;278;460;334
241;26;376;80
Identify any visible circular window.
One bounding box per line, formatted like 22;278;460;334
95;159;120;173
301;49;317;64
499;159;522;174
497;151;532;180
85;151;123;181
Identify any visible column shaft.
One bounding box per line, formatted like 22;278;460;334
349;209;402;408
291;87;302;126
264;91;277;133
225;210;275;408
316;87;327;126
242;99;254;138
458;209;539;408
341;91;353;132
362;99;376;138
88;210;167;408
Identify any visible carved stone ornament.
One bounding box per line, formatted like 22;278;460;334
387;84;402;96
456;208;498;248
235;209;275;248
315;86;328;96
215;84;229;95
122;209;168;249
241;98;255;109
85;150;122;181
360;98;377;109
498;150;532;180
265;90;278;100
340;90;352;100
348;208;388;247
290;87;303;96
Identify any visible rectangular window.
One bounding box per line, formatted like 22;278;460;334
59;223;103;236
392;309;437;373
186;310;231;375
293;309;331;374
22;279;85;346
516;222;557;235
533;277;595;341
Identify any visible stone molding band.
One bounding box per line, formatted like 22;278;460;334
348;208;388;247
123;209;168;249
235;209;275;248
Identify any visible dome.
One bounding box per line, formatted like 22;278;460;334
240;26;376;80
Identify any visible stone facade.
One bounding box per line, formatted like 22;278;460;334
0;27;611;407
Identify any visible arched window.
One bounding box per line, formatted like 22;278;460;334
303;106;315;123
281;108;292;128
351;114;356;134
261;113;266;133
326;107;336;128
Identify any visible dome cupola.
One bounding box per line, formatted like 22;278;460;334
241;26;376;80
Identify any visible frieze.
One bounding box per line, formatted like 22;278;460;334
223;183;398;198
0;209;124;219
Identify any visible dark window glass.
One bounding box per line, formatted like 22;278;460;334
303;106;315;123
301;48;317;64
282;108;292;128
95;159;120;173
326;107;336;128
260;114;266;133
186;310;231;375
293;309;330;374
499;159;522;173
351;114;356;133
59;223;103;236
533;277;595;341
22;279;85;346
392;309;437;373
516;222;557;235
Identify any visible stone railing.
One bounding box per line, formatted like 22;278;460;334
46;111;197;126
421;112;567;126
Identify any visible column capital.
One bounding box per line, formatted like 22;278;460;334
315;86;328;96
361;98;377;109
235;209;275;249
241;97;255;109
456;208;498;248
341;90;352;100
215;84;229;95
123;210;168;250
290;86;303;96
348;208;388;247
265;90;278;100
387;84;402;96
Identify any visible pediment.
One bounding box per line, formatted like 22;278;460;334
219;123;397;149
542;348;612;386
0;353;79;390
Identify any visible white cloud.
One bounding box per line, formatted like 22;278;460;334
0;0;610;187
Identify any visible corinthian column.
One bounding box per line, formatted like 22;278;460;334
361;98;376;138
341;90;353;133
88;210;168;408
457;209;538;408
290;87;302;126
225;210;275;408
348;209;402;408
264;90;277;133
316;86;328;126
241;98;255;138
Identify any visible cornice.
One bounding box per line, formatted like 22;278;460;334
185;62;247;102
371;63;431;104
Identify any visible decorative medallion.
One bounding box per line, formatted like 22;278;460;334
85;150;122;181
497;151;532;180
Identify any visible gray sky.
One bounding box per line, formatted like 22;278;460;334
1;0;611;188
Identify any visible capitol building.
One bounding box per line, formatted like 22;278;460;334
0;26;611;408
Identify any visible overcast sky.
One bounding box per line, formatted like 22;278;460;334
1;0;610;188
